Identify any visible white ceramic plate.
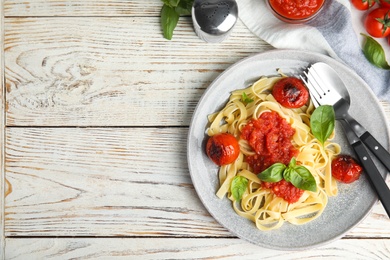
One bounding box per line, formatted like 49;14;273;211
187;50;389;250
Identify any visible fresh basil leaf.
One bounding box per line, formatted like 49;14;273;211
288;157;296;168
161;5;180;40
161;0;181;7
284;158;296;183
282;167;294;183
258;163;285;182
242;92;254;104
361;33;390;70
231;176;248;201
284;166;317;192
310;105;335;145
175;0;194;15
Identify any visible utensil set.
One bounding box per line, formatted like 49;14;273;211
301;62;390;217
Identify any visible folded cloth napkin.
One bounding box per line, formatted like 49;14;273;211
238;0;390;102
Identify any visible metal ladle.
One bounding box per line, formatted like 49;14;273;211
192;0;238;43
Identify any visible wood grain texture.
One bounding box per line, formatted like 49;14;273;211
3;0;390;258
5;237;390;259
4;0;162;17
1;0;6;258
4;127;230;237
4;127;390;238
4;17;271;127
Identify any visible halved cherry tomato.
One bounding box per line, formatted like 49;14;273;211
379;0;390;8
206;133;240;166
331;155;363;183
364;8;390;38
272;77;309;108
351;0;376;10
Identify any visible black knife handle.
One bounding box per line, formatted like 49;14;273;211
360;131;390;172
352;140;390;217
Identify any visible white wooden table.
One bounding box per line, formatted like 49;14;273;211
1;1;390;259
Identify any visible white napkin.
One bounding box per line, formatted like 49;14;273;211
238;0;390;102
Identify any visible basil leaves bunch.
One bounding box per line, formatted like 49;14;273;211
160;0;194;40
258;158;317;192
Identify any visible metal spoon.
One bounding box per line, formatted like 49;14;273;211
192;0;238;43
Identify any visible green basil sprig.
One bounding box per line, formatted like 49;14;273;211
310;105;335;146
361;33;390;70
241;92;254;104
160;0;194;40
258;158;317;192
230;176;248;201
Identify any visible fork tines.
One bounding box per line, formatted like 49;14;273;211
300;64;341;107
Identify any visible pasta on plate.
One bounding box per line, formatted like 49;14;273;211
206;74;341;230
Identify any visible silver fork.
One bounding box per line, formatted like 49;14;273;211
301;62;390;217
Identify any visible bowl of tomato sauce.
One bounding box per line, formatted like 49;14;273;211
267;0;326;23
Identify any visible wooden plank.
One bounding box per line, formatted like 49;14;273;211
5;237;390;259
4;17;271;127
4;127;230;237
4;127;390;237
4;0;162;17
1;0;6;258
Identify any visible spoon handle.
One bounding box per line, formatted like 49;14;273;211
360;131;390;172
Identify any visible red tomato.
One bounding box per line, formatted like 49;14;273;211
272;77;309;108
351;0;376;10
206;133;240;166
364;8;390;38
331;155;363;183
262;179;304;204
379;0;390;8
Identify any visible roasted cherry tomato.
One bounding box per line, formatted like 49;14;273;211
351;0;376;10
272;77;309;108
331;155;363;183
379;0;390;8
206;133;240;166
364;8;390;38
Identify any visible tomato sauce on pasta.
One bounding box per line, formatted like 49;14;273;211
241;111;298;173
207;75;341;230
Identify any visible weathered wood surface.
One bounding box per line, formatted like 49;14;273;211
1;1;6;259
4;0;162;16
2;0;390;259
4;127;228;237
4;17;270;126
4;15;390;127
5;238;390;259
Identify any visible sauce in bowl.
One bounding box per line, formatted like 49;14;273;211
268;0;325;23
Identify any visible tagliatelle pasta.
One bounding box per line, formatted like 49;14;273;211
207;75;341;231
